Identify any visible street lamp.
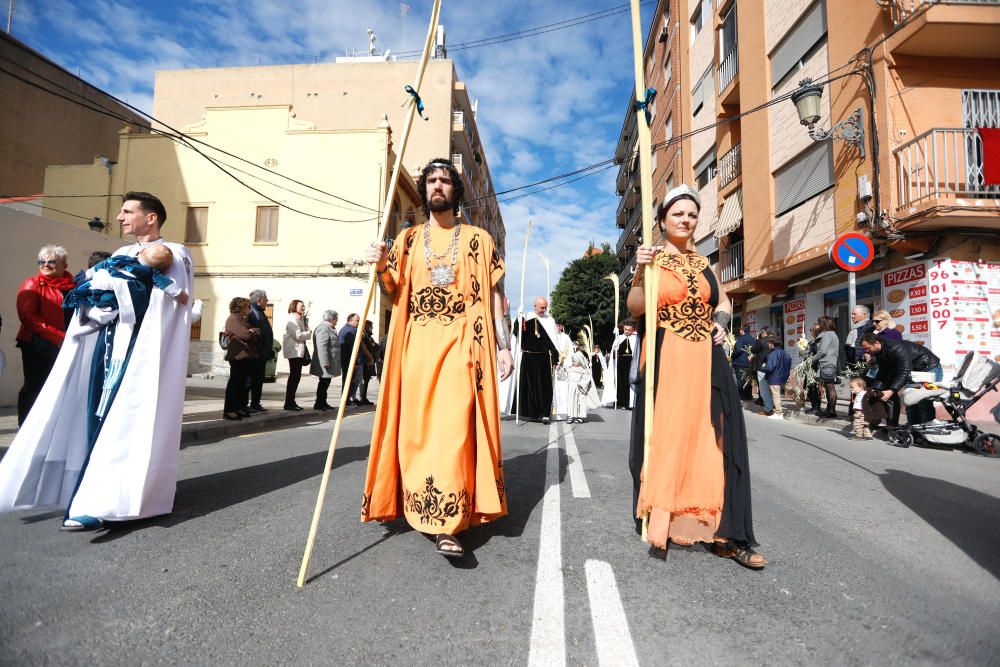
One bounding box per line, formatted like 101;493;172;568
87;217;106;232
790;78;865;158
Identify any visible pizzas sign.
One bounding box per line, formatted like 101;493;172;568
884;263;926;287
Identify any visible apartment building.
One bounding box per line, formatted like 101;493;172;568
614;0;1000;415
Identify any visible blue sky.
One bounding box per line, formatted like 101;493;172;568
11;0;654;309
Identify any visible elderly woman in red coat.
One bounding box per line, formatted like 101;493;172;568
16;244;76;424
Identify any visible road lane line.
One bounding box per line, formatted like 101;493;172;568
561;422;591;499
528;420;566;666
585;560;639;667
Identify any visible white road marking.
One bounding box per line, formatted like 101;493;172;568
561;422;591;499
528;420;566;666
585;560;640;667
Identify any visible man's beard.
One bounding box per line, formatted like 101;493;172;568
427;194;454;213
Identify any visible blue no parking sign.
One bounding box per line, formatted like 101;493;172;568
829;232;875;272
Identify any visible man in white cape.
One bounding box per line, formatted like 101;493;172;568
551;321;574;421
0;192;193;531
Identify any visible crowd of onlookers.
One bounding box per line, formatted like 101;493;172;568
220;290;381;421
14;244;383;426
729;304;943;438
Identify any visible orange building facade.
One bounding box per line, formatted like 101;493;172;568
615;0;1000;414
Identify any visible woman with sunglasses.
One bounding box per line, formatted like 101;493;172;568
15;245;76;424
872;309;903;341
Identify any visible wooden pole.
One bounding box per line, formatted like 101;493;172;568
296;0;442;588
515;219;533;426
603;272;619;410
628;0;657;541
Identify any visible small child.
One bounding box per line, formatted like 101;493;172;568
65;244;187;319
849;377;875;440
63;244;188;418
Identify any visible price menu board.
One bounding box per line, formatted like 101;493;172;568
927;259;1000;374
882;262;929;345
782;298;807;365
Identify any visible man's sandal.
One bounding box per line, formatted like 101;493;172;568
713;543;767;569
435;534;464;558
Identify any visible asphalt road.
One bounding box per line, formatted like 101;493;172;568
1;406;998;665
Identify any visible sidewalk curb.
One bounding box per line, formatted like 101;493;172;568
741;400;852;432
179;406;374;446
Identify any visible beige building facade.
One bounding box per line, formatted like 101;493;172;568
151;58;504;252
616;0;1000;416
41;104;423;376
38;56;506;379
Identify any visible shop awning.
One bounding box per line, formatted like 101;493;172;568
744;294;772;311
713;188;743;238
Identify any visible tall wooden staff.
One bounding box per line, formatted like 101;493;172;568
628;0;657;541
603;272;619;409
514;219;533;426
296;0;442;588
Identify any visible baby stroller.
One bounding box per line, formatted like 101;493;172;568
887;351;1000;457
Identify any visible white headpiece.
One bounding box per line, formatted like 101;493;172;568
660;184;701;215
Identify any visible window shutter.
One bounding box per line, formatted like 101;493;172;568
774;141;834;215
771;0;827;87
256;206;278;242
184;206;208;244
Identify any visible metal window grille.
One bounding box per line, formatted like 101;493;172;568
770;0;827;88
774;141;834;214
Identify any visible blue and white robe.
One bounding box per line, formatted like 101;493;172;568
0;240;193;521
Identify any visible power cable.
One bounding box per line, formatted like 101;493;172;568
0;53;381;215
1;198;93;220
0;64;381;222
394;1;656;56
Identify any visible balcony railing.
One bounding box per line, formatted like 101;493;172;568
719;240;744;283
717;48;739;95
452;111;464;129
718;143;742;188
451;153;463;168
616;210;641;256
882;0;1000;26
618;255;636;286
894;128;1000;208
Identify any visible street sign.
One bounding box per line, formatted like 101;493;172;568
350;288;363;296
829;232;875;272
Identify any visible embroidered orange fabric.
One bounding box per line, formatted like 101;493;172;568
362;224;507;536
638;251;724;549
656;252;713;342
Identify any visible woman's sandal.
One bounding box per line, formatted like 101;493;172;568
435;534;464;558
713;542;767;569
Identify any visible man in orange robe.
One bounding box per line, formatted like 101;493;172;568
363;158;514;558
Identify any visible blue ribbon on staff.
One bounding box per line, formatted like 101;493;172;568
633;87;657;126
404;85;428;120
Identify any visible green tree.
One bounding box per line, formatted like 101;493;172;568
550;247;620;350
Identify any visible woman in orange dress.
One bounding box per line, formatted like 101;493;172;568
627;184;765;569
363;158;514;558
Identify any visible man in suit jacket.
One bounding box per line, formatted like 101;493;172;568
310;310;341;410
247;289;274;412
